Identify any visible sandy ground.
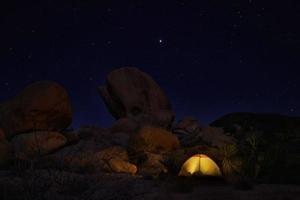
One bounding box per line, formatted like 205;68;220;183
162;184;300;200
1;171;299;200
140;177;300;200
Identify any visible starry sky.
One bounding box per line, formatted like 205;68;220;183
1;1;300;128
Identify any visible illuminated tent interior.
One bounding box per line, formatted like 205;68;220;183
178;154;222;177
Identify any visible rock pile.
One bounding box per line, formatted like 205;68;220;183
0;68;236;177
0;81;71;167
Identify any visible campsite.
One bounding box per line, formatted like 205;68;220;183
0;67;299;199
1;1;300;199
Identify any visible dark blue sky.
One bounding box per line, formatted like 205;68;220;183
1;1;300;128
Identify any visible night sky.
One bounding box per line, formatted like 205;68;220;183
1;1;300;128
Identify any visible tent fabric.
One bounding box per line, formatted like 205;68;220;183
178;154;222;177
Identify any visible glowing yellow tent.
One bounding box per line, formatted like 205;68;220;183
178;154;222;177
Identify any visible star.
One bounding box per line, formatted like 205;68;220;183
3;82;10;91
179;73;185;78
27;53;32;59
232;24;239;29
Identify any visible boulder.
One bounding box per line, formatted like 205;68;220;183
173;117;201;142
94;146;129;161
110;118;139;134
109;119;138;147
0;141;13;166
201;126;235;147
109;132;130;147
94;146;137;174
138;153;168;176
107;158;137;175
54;150;94;172
77;125;131;148
175;116;201;133
173;117;235;148
51;145;137;174
0;81;72;138
61;131;80;144
99;67;175;128
12;131;67;159
0;129;6;142
77;125;110;140
129;126;180;154
46;127;114;172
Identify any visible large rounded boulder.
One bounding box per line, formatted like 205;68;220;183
0;81;72;138
99;67;174;128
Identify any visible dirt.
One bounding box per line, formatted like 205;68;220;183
0;170;299;200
